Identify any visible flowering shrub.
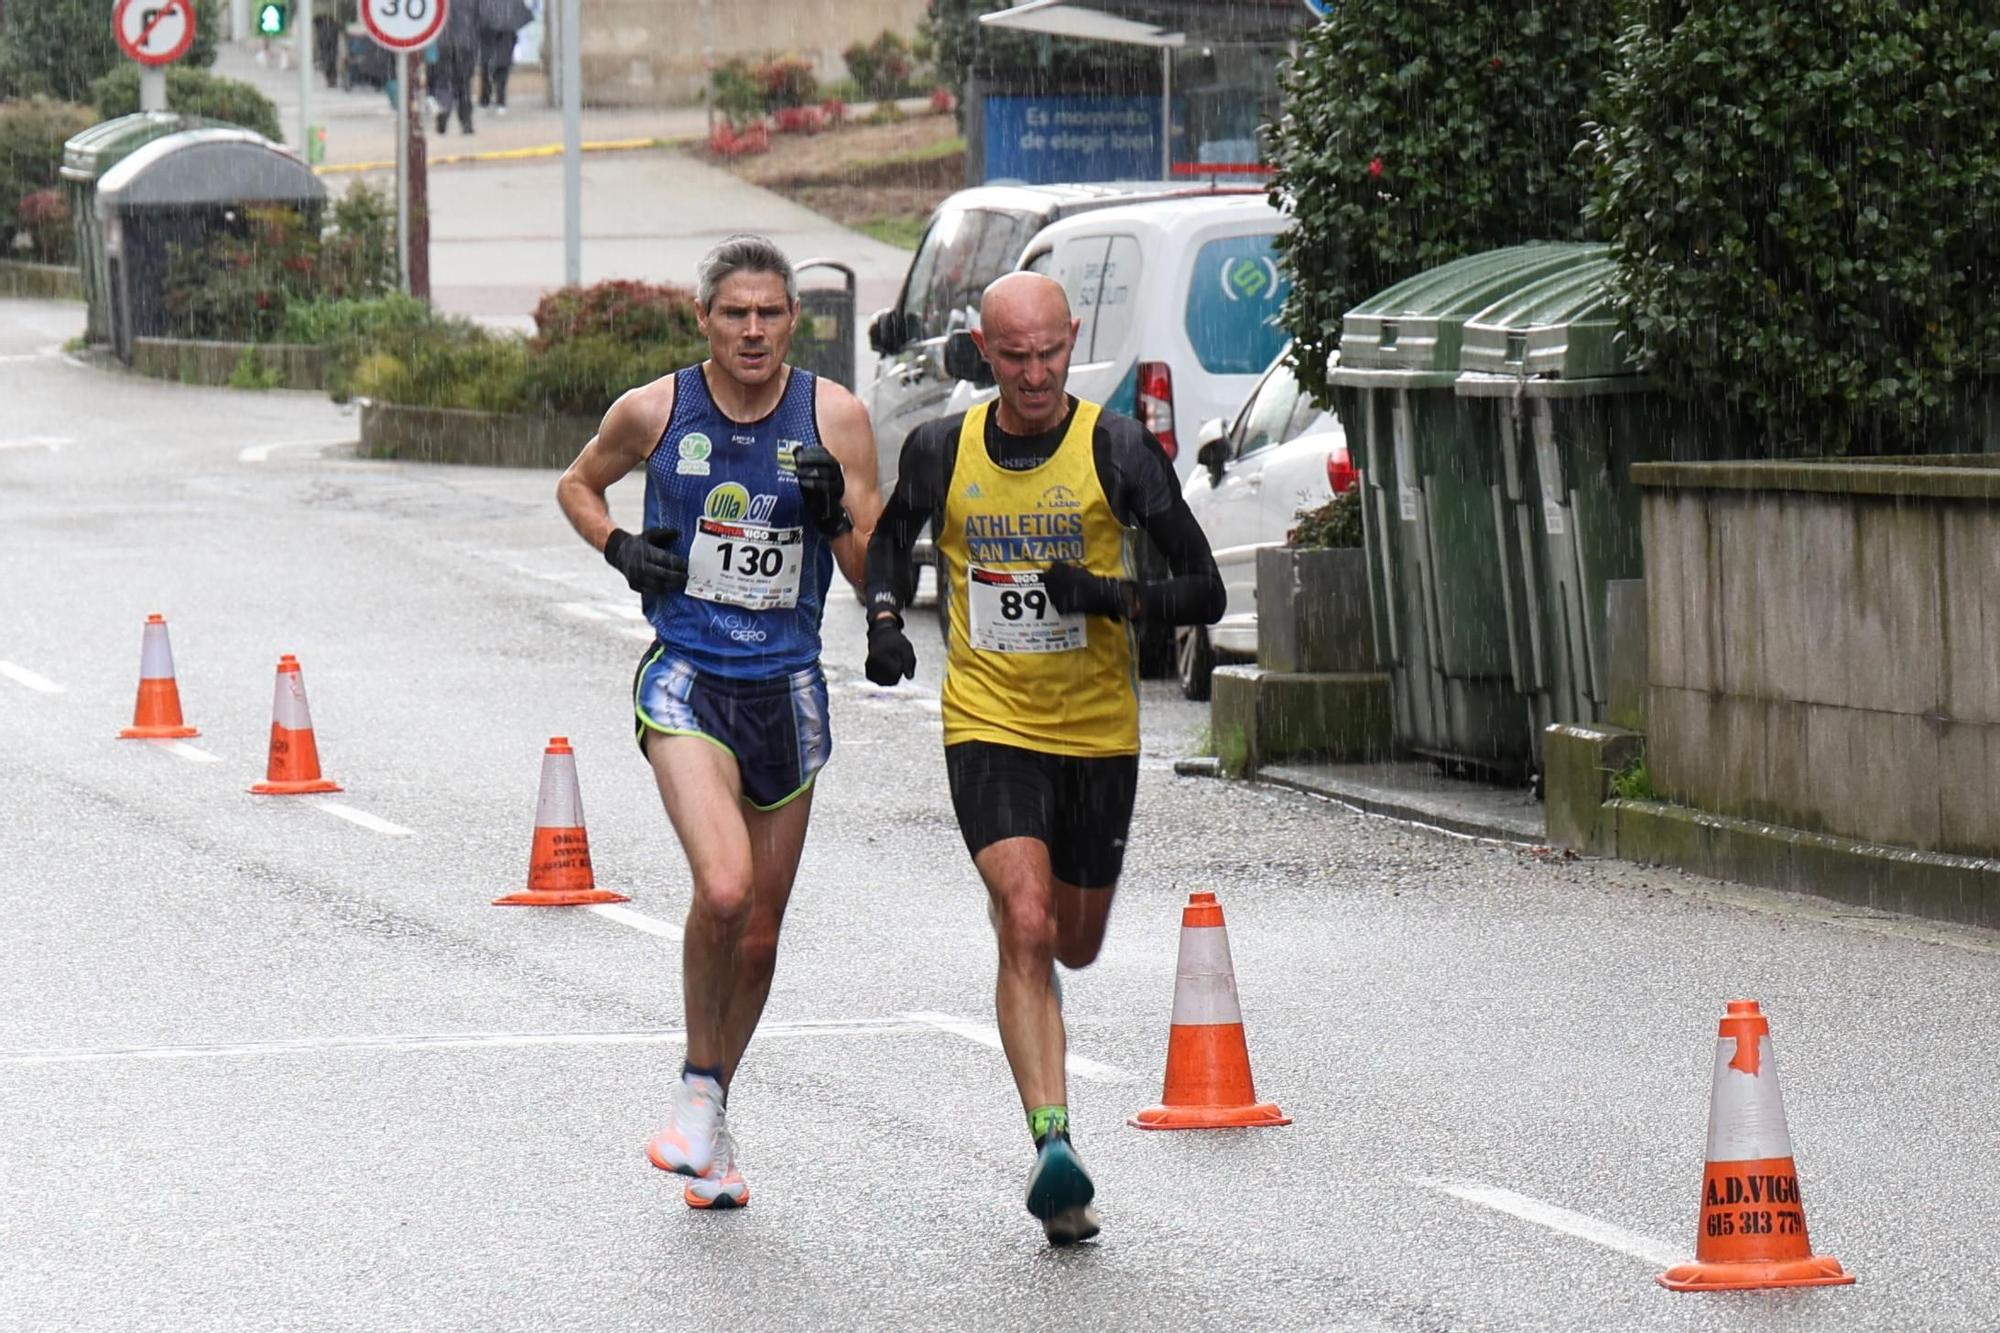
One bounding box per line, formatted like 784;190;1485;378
15;188;71;263
843;31;918;102
531;280;701;352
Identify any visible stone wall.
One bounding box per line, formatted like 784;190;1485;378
1638;458;2000;858
581;0;927;106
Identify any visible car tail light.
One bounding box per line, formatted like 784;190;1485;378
1137;360;1177;459
1327;444;1358;495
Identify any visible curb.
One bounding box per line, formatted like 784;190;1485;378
316;136;677;176
1252;763;1545;846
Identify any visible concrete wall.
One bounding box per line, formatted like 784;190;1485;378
581;0;927;106
1638;459;2000;858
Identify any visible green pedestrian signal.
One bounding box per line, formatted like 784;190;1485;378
256;1;289;35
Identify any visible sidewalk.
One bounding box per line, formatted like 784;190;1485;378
1178;756;1548;845
210;36;703;168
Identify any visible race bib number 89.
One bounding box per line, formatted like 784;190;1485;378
685;518;804;610
966;566;1084;653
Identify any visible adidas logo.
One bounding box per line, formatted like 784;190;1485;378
964;483;984;499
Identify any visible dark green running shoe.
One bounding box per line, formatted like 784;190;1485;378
1025;1135;1099;1244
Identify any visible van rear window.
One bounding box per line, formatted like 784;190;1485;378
1184;234;1290;375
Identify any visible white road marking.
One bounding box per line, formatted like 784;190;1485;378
316;801;414;837
0;1016;936;1067
587;902;683;940
602;602;647;622
902;1011;1137;1082
150;739;221;764
0;435;72;451
0;662;64;693
559;601;613;621
239;438;352;463
623;626;656;643
1416;1178;1683;1268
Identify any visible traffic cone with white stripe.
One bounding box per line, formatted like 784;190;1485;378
1129;891;1290;1130
118;614;198;739
1657;1000;1854;1291
493;737;629;906
249;655;341;795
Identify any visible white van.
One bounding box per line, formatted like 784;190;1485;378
945;193;1294;482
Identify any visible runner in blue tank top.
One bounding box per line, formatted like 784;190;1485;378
556;235;881;1212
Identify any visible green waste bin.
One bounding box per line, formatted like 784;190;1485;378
60;113;222;347
1331;243;1604;778
1456;253;1711;751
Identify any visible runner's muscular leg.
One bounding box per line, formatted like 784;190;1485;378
646;734;755;1072
974;835;1066;1114
716;787;814;1087
1052;879;1116;970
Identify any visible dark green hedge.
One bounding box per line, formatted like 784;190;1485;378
1589;0;2000;455
1;0;219;100
91;66;283;142
1268;1;1619;405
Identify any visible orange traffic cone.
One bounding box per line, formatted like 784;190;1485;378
249;655;341;795
118;614;199;739
493;737;629;906
1129;891;1289;1130
1657;1000;1855;1291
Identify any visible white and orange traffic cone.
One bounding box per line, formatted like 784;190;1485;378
1657;1000;1855;1291
249;654;341;795
493;737;629;907
118;614;199;739
1129;890;1290;1130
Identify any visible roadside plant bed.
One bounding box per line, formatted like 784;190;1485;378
693;112;963;248
131;336;328;390
0;258;84;300
347;279;707;465
1259;490;1373;675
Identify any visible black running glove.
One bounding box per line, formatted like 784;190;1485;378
604;527;687;596
865;615;917;686
1041;561;1132;619
796;444;853;537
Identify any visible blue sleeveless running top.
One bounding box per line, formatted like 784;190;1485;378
641;365;835;678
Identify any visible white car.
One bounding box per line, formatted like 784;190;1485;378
1177;348;1355;699
947;193;1295;483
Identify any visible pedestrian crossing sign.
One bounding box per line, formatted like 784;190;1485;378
256;1;289;35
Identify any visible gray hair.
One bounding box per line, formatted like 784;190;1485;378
695;234;797;308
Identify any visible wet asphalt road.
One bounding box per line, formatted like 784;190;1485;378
4;298;2000;1332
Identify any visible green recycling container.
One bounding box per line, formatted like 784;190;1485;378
1330;243;1605;778
60;113;220;345
1456;252;1711;752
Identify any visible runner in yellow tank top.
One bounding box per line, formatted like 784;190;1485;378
863;273;1226;1246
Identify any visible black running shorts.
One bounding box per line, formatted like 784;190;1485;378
944;740;1139;889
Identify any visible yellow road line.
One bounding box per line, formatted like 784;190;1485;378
316;136;676;176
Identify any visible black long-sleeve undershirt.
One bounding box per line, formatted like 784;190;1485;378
864;398;1225;628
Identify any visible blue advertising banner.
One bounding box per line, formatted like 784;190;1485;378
983;95;1171;184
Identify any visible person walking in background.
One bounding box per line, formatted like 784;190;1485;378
476;0;533;116
431;0;480;135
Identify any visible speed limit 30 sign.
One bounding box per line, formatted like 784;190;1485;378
114;0;196;67
363;0;448;50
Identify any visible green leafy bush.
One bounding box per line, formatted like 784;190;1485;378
92;65;283;142
843;31;919;101
1;0;218;98
1288;488;1364;550
1267;0;1618;406
0;98;95;246
531;280;701;351
228;346;282;390
1588;1;2000;456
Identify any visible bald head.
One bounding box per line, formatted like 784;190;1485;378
980;271;1071;336
972;272;1080;434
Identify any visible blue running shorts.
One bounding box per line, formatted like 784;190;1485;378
632;644;831;810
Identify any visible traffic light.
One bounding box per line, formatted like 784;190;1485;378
256;1;289;36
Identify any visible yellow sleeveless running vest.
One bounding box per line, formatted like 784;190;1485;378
938;399;1138;756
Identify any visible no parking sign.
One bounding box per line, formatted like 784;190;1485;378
362;0;448;50
113;0;196;67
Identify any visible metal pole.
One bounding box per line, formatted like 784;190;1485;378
699;0;715;139
297;0;314;161
561;0;582;286
139;67;167;112
396;49;411;292
1160;45;1171;181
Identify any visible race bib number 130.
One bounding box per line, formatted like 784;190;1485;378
685;518;804;610
966;566;1084;653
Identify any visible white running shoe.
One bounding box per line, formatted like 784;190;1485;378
683;1126;750;1209
644;1074;724;1177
